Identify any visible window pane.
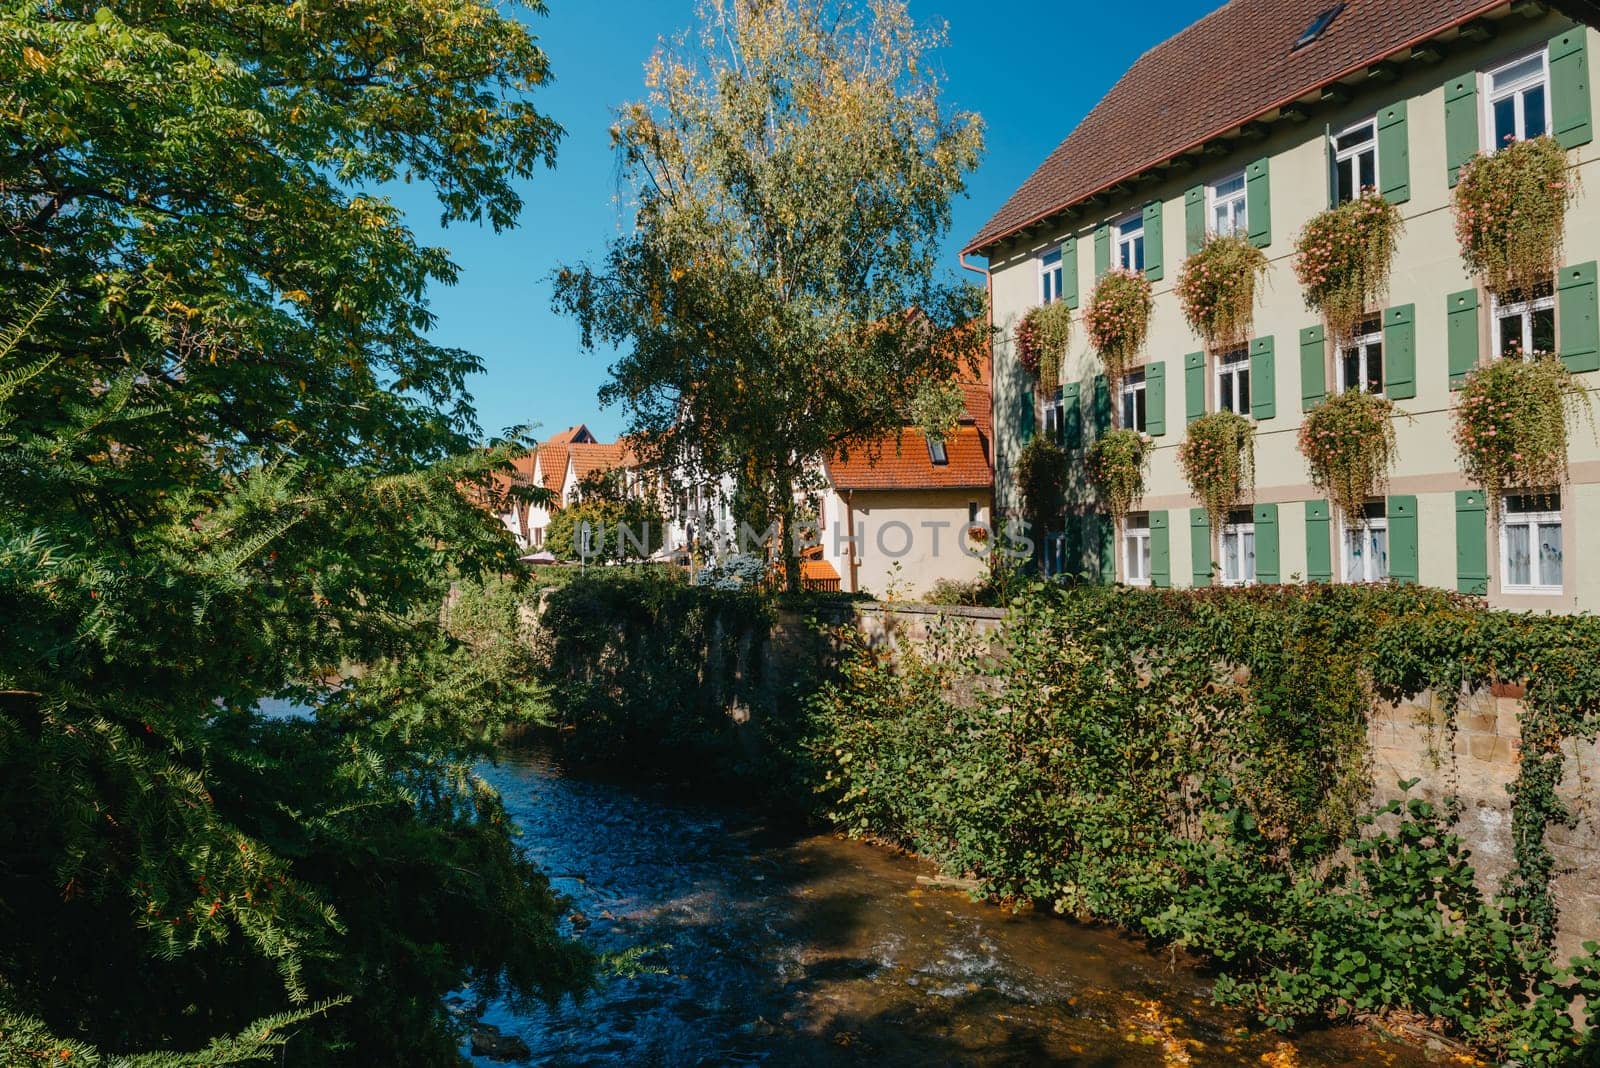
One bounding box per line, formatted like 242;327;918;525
1494;96;1517;147
1533;306;1555;354
1214;174;1245;197
1219;373;1234;414
1499;312;1525;357
1366;342;1383;394
1242;531;1256;584
1134;388;1146;432
1336;158;1354;204
1237;369;1250;414
1507;523;1532;586
1538;522;1562;587
1492;55;1545;91
1358;150;1376;195
1133;235;1145;272
1524;85;1547;139
1341;349;1360;392
1371;527;1389;581
1343;529;1361;581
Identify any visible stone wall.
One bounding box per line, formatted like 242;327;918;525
849;601;1600;959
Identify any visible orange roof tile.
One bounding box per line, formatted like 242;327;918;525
826;424;992;492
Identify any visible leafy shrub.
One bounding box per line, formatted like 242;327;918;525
1177;233;1269;347
1453;355;1593;512
1298;390;1400;526
908;379;967;444
1086;428;1152;519
1178;411;1255;531
1454;136;1578;295
1083;268;1152;384
1293;192;1403;342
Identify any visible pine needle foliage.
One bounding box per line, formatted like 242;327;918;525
0;3;591;1063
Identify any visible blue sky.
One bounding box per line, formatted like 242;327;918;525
390;0;1207;442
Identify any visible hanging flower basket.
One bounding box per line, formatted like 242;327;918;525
1017;302;1074;394
1083;269;1153;386
1453;355;1593;514
1293;193;1404;343
1177;233;1270;349
1178;411;1255;531
1453;136;1578;296
1087;429;1153;520
1016;437;1070;528
1297;390;1400;526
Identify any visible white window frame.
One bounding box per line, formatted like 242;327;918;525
1484;50;1551;151
1340;503;1389;584
1115;213;1145;272
1043;388;1066;443
1491;284;1556;359
927;438;949;465
1331;117;1379;204
1040;247;1064;305
1120;368;1147;432
1220;511;1256;587
1123;512;1152;587
1207;171;1248;237
1500;495;1563;595
1215;347;1251;416
1336;317;1385;395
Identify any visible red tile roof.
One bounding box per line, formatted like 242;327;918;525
534;443;569;494
543;425;595;446
826;424;992;491
569;442;627;483
965;0;1503;253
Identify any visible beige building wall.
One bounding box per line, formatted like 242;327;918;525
988;11;1600;612
820;487;991;599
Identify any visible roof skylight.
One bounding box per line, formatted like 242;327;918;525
1293;3;1345;51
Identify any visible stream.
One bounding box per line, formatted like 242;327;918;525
468;748;1448;1067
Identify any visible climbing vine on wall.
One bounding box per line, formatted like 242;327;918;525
1083;268;1152;386
1016;302;1074;394
1177;233;1269;347
1178;411;1255;530
1293;192;1404;343
1454;136;1578;295
1453;355;1593;513
1087;429;1152;520
1297;390;1400;526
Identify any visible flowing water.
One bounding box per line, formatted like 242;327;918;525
471;749;1448;1067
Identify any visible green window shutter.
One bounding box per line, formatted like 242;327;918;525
1190;509;1212;587
1305;500;1333;583
1184;185;1206;255
1455;489;1489;595
1447;289;1480;389
1064;512;1085;577
1062;237;1080;310
1145;361;1167;437
1299;325;1327;411
1061;381;1082;449
1245;157;1272;248
1377;100;1411;205
1099;513;1117;585
1150;511;1171;588
1551;28;1594;150
1558;260;1600;373
1253;503;1280;585
1142;200;1164;282
1092;373;1111;435
1184;351;1206;425
1383;304;1416;399
1249;335;1277;420
1388;495;1419;586
1017;387;1035;444
1094;224;1111;280
1445;74;1479;187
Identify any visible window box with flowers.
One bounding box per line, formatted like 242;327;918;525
1453;354;1592;515
1293;192;1404;344
1016;301;1074;395
1087;428;1153;521
1453;135;1578;297
1178;411;1255;533
1083;268;1153;388
1177;233;1269;349
1297;389;1400;531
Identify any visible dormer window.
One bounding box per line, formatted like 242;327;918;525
928;439;948;465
